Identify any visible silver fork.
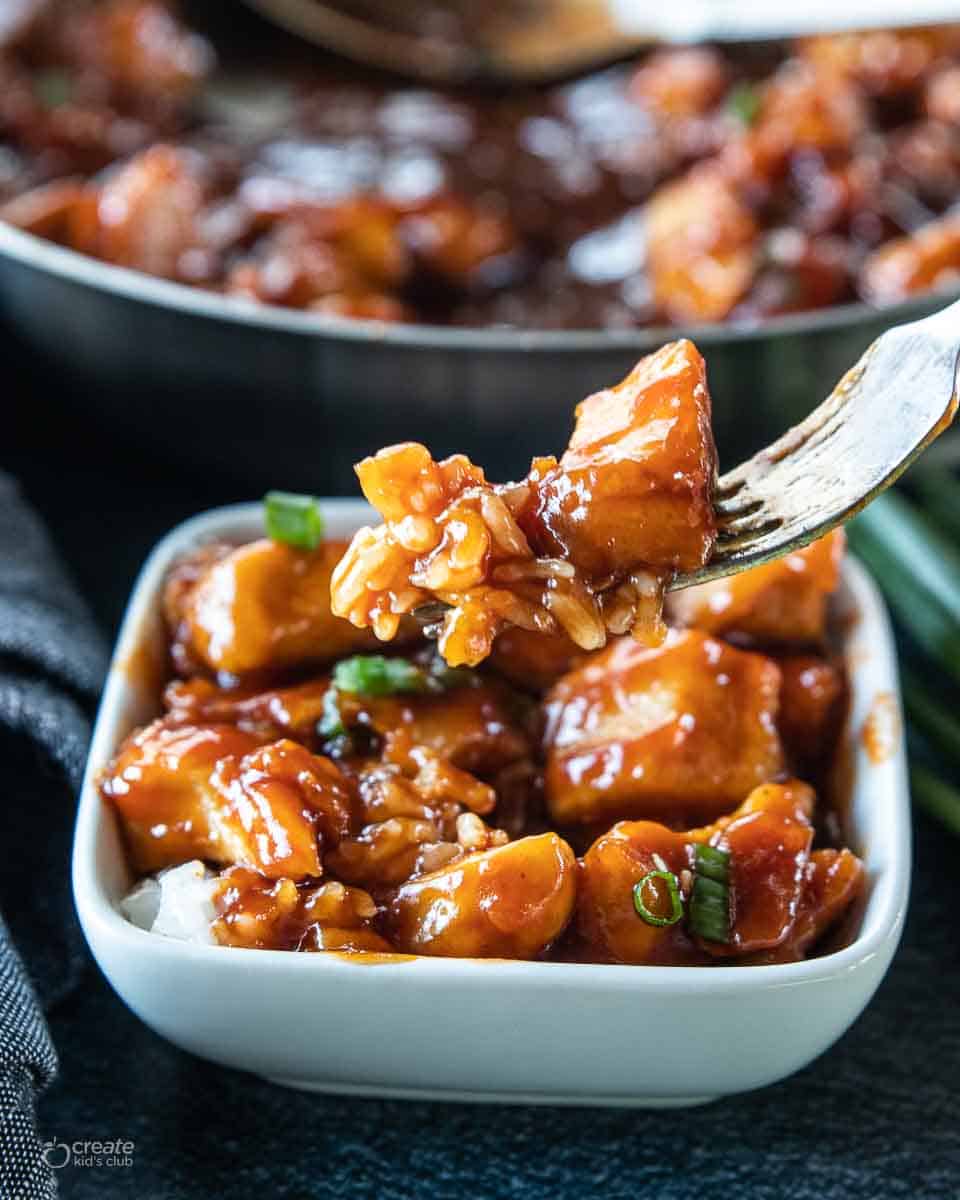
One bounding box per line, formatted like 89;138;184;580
677;297;960;590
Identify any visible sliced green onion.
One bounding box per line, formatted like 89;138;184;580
317;685;345;737
858;492;960;623
690;878;729;943
726;82;761;126
911;763;960;838
849;478;960;843
905;679;960;840
633;870;683;927
692;843;729;883
333;655;427;697
903;672;960;763
913;467;960;543
689;843;731;943
264;491;325;551
847;504;960;677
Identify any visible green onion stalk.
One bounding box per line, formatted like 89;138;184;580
848;483;960;837
689;844;730;943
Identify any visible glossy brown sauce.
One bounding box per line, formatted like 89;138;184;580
100;337;867;964
861;690;901;764
330;340;717;667
107;528;865;964
119;633;169;701
4;4;960;328
327;950;418;965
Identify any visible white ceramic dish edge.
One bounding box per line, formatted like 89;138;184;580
73;501;910;1107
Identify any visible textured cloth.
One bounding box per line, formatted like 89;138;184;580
2;400;960;1197
0;917;58;1200
0;473;108;1200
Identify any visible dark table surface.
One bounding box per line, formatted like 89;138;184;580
4;337;959;1200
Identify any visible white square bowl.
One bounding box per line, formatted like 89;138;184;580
73;501;910;1107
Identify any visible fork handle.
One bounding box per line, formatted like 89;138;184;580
611;0;960;41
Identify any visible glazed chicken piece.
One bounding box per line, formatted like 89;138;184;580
331;339;718;667
527;340;717;579
926;65;960;125
799;27;960;96
165;538;378;680
860;213;960;304
629;47;729;119
68;144;208;279
68;0;214;105
109;723;510;904
324;753;508;895
543;629;784;827
888;119;960;212
161;662;528;898
398;194;518;289
577;817;708;966
226;192;517;320
325;809;506;894
384;832;577;959
487;627;584;693
666;530;845;646
696;781;815;957
735;230;851;322
212;867;391;952
777;655;846;774
0;144;216;284
163;675;338;744
101;721;354;878
0;177;90;241
21;0;213;105
645;61;865;323
0;1;210;177
0;60;152;178
102;721;261;872
747;60;866;167
645;167;758;323
336;680;532;777
744;847;863;964
164;671;531;776
576;779;859;965
128;860;393;952
226;197;412;317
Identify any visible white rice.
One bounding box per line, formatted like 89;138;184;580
120;860;218;945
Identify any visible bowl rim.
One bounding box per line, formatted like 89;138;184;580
73;499;910;992
1;216;953;353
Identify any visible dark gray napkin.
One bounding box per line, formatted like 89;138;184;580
0;472;108;1199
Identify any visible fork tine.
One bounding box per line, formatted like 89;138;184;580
716;511;783;539
714;495;764;521
676;299;960;590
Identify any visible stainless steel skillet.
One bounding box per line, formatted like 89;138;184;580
0;218;952;492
